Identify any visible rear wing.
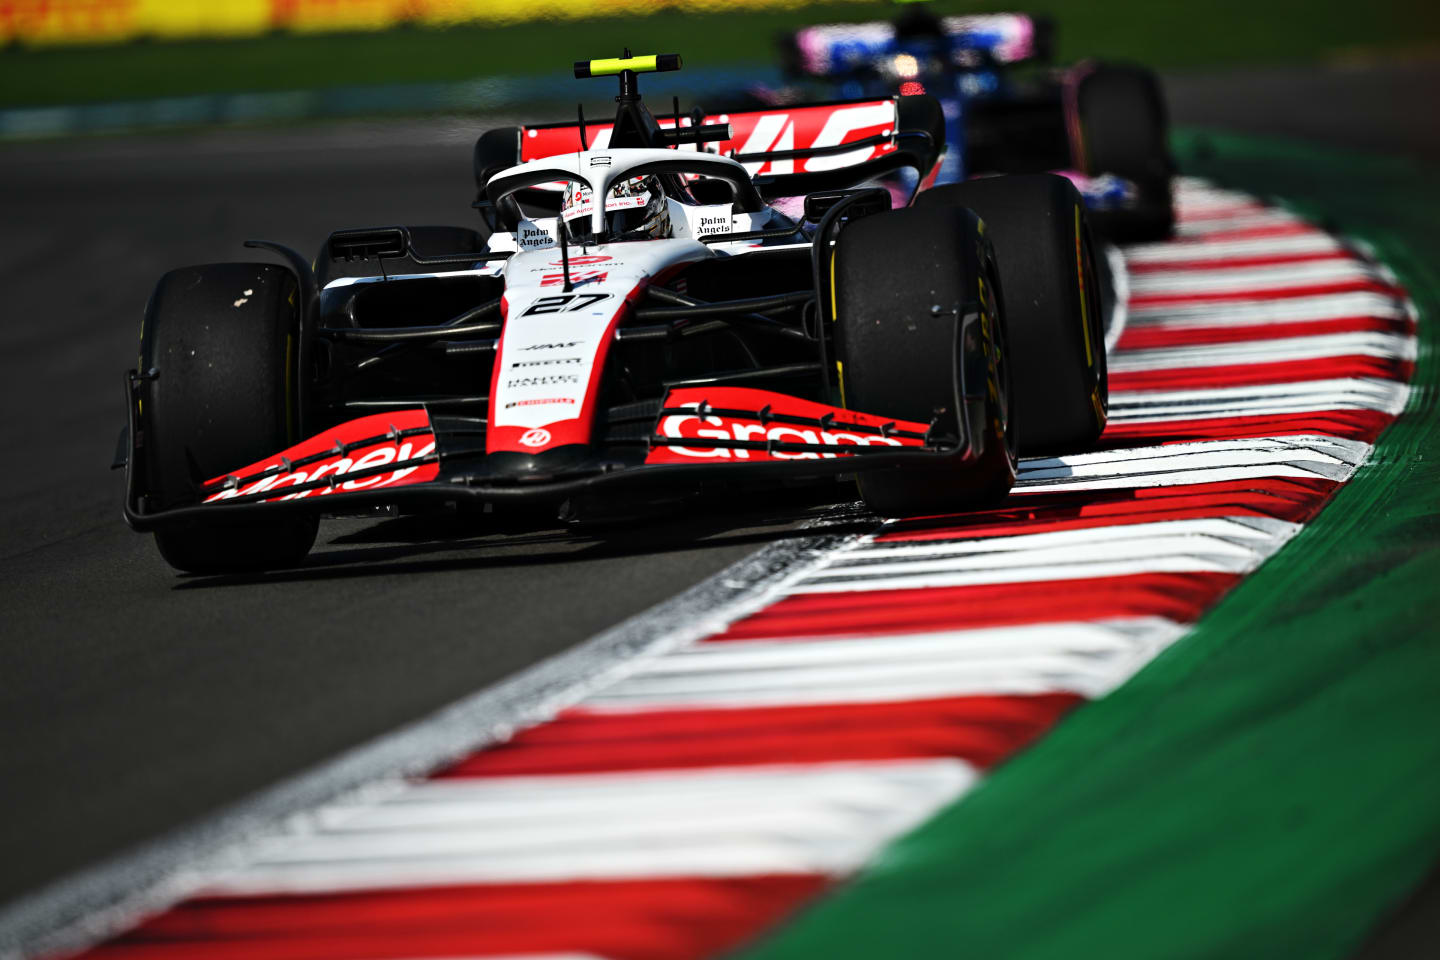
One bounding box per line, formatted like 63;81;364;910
488;96;944;201
786;13;1052;79
521;98;900;177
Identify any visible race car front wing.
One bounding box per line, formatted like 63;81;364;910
119;378;979;532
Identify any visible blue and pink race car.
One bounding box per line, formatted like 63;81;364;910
744;6;1175;242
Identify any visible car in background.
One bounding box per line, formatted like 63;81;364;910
752;5;1175;242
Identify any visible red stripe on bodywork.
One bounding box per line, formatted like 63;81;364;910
486;281;649;454
88;876;828;960
521;101;899;178
201;409;437;504
708;572;1241;642
1108;356;1414;391
646;386;929;464
438;694;1081;777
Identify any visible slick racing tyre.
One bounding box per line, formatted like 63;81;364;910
139;262;318;574
314;225;484;289
833;204;1017;518
1073;63;1175;242
916;174;1107;453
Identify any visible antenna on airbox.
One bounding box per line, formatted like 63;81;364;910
573;50;682;99
573;52;684;150
573;52;731;153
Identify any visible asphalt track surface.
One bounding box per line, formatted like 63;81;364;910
0;123;869;908
1;57;1436;934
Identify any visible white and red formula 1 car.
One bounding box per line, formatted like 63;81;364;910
118;52;1109;573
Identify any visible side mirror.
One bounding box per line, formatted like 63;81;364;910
328;226;409;262
803;187;892;222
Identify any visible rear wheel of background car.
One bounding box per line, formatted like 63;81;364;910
314;225;485;289
916;173;1107;453
1074;63;1175;242
833;205;1017;518
139;262;318;574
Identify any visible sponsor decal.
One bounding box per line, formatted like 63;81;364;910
560;185;647;223
506;374;581;388
694;208;733;237
519;427;552;447
505;398;575;409
521;101;898;178
539;270;608;288
520;340;584;351
549;255;612;266
645;387;929;464
521;293;612;315
488;256;654;455
511;357;583;368
517;221;557;250
203;410;438;504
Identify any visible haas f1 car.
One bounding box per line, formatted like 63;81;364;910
761;6;1175;242
118;53;1109;573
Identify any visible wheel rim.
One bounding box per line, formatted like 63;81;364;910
984;258;1017;465
1081;227;1108;401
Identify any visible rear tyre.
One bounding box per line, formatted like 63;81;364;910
916;173;1107;453
140;263;318;574
314;225;484;288
1073;63;1175;242
833;205;1017;518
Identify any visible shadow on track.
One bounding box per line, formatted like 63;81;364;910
173;486;878;590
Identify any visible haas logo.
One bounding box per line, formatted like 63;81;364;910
520;428;552;448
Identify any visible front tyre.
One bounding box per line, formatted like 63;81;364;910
139;262;318;574
916;174;1107;453
833;205;1017;518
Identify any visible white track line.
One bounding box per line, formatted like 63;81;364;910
585;619;1191;708
1128;259;1385;292
1106;378;1409;420
1124;291;1411;326
1124;232;1345;263
1015;436;1369;490
839;516;1297;558
1108;332;1416;370
201;761;975;895
1173;209;1304;236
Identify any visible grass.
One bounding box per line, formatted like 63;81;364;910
0;0;1436;108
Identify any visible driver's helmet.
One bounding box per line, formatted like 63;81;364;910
561;174;672;243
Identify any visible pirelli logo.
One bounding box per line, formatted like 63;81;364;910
511;357;583;369
506;374;581;388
